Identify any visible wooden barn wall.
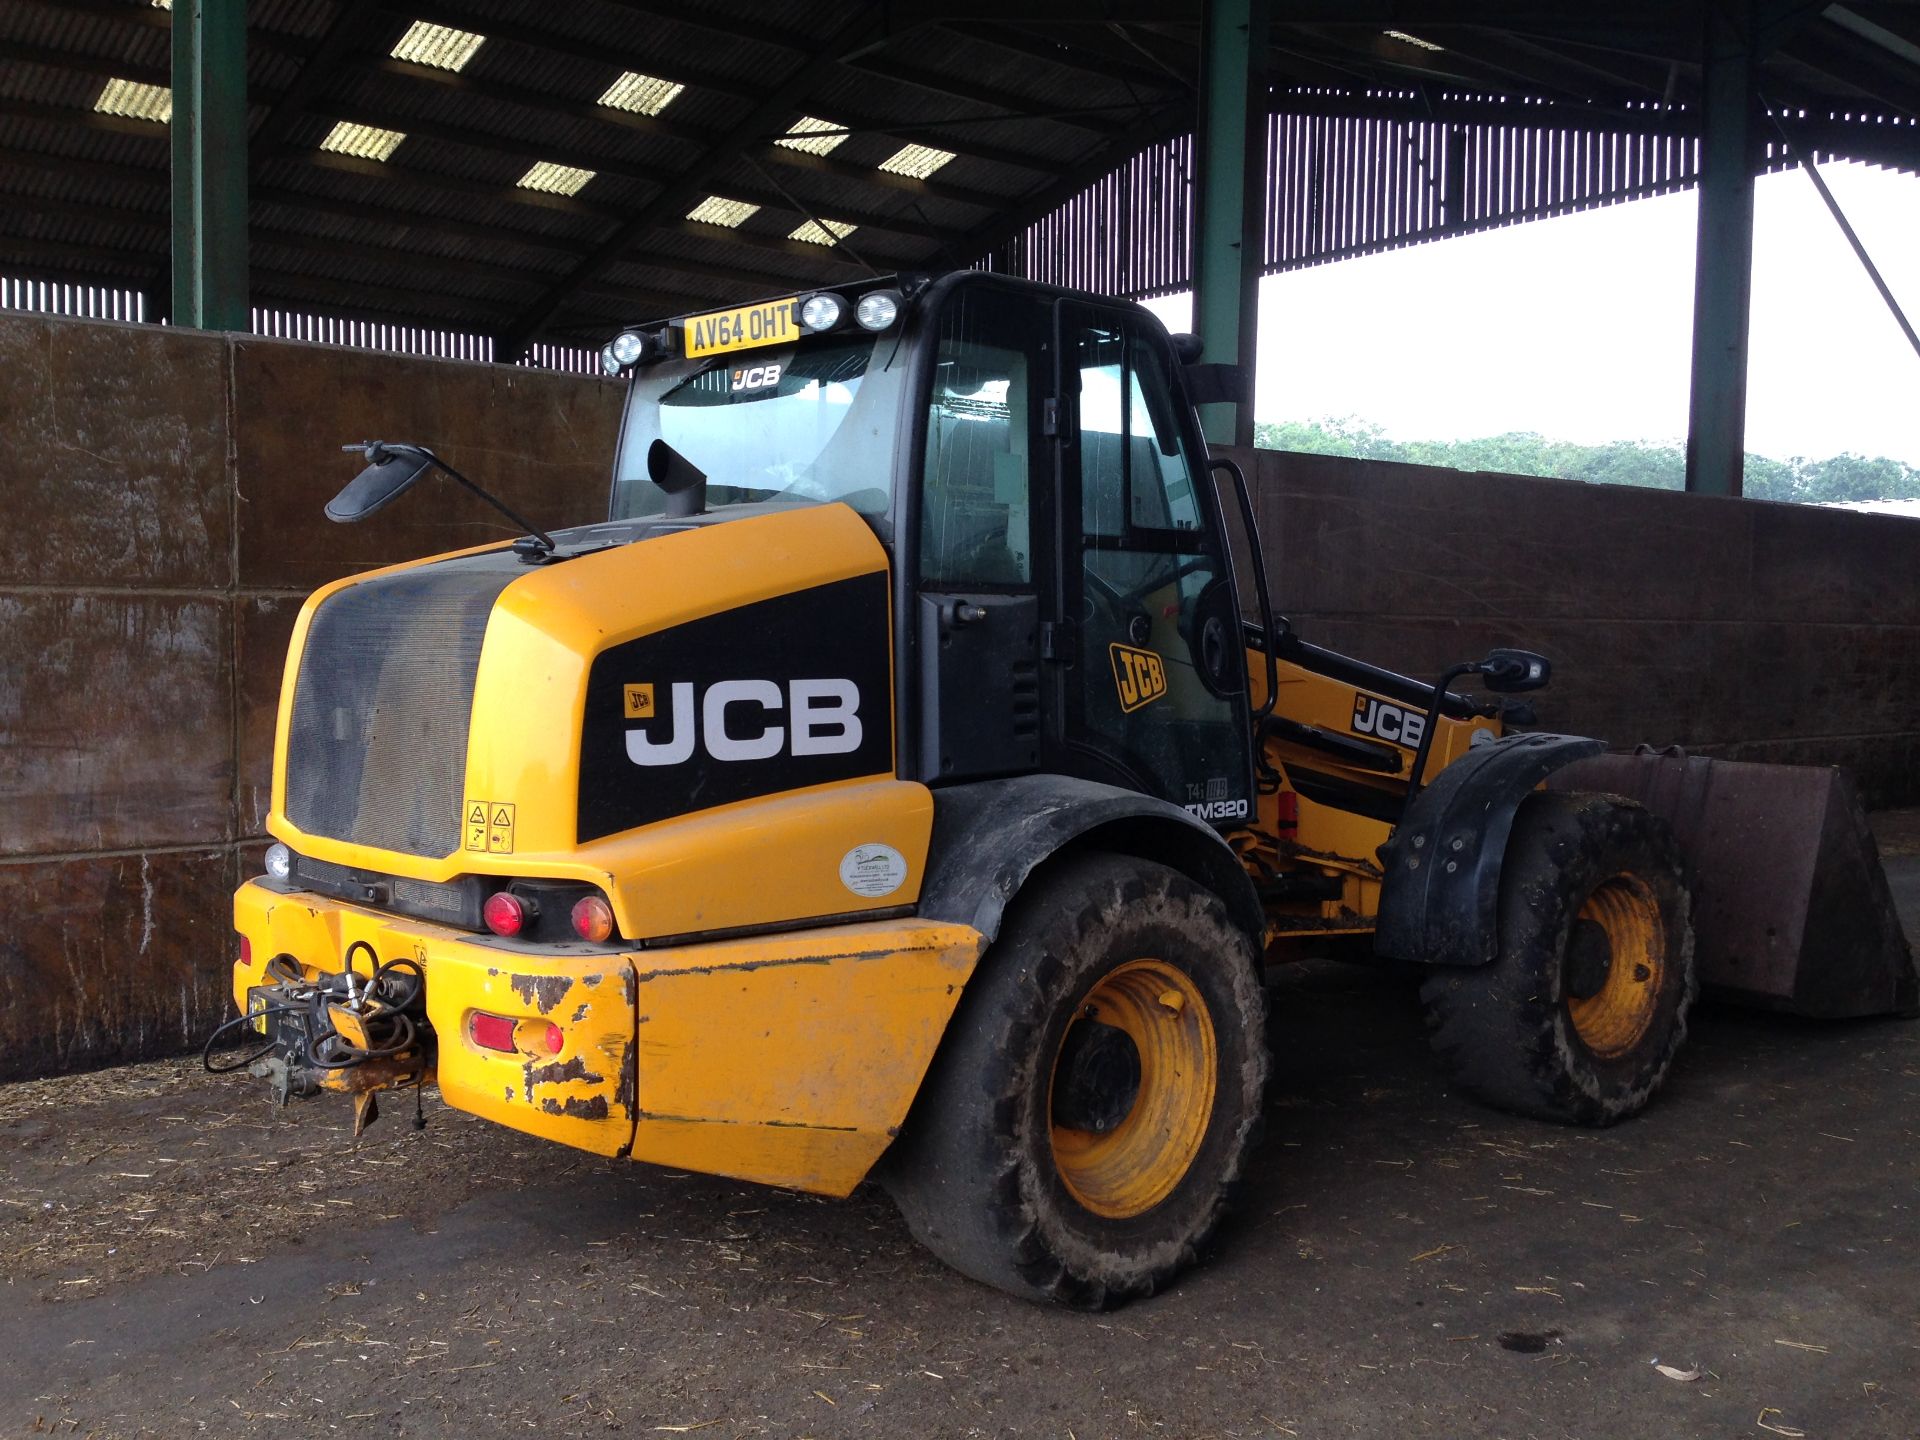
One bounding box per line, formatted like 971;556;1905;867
0;311;621;1082
1217;445;1920;809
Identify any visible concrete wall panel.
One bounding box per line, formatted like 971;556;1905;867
0;316;231;589
1225;445;1920;807
1257;451;1756;623
0;593;232;855
231;340;621;590
1747;501;1920;626
0;848;235;1082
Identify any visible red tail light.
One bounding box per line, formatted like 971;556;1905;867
543;1022;564;1055
482;891;527;937
570;894;615;943
238;935;253;966
469;1011;516;1053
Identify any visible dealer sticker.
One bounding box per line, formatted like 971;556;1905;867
840;843;907;899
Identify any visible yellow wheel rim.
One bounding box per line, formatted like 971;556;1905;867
1566;874;1667;1059
1048;959;1217;1220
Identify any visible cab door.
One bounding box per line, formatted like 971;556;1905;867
914;283;1048;783
1049;302;1254;825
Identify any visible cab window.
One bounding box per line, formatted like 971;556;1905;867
920;291;1035;588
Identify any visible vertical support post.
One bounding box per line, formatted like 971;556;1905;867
172;0;249;330
1684;2;1756;496
1193;0;1268;449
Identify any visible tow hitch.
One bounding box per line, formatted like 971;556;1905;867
205;947;433;1138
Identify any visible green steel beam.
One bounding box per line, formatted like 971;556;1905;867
1684;1;1757;497
171;0;248;330
1193;0;1269;447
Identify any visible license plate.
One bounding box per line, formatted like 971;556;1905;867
681;297;798;358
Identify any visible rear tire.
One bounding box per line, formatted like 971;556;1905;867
882;853;1268;1308
1419;791;1696;1126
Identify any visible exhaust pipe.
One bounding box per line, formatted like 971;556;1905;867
647;438;707;519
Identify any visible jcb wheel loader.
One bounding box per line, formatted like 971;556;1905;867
217;271;1916;1307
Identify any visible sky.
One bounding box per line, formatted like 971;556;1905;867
1139;160;1920;467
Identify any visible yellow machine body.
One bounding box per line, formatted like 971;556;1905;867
235;500;999;1193
267;503;931;942
1239;648;1501;951
233;881;984;1192
234;578;1494;1189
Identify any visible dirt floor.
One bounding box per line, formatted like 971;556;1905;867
4;848;1917;1439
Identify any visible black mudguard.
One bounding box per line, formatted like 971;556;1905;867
1374;733;1607;967
918;774;1266;945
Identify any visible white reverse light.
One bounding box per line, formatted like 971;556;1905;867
264;843;292;881
855;291;899;331
799;293;845;332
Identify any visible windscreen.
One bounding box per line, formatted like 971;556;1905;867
610;334;905;521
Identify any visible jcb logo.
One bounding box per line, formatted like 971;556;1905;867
731;362;782;392
1352;694;1425;748
1110;644;1167;714
625;678;862;766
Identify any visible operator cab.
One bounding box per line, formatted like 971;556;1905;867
603;272;1255;829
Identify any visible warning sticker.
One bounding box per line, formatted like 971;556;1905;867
487;802;516;854
465;799;516;853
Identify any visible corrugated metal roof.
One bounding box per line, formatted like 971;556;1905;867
3;0;1919;360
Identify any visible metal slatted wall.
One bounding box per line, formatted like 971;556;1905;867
998;136;1194;300
0;278;598;372
1266;93;1701;273
994;91;1916;300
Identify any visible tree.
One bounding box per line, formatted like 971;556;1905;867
1251;418;1920;504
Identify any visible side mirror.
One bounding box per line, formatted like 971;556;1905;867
1479;648;1551;694
325;447;434;523
1182;361;1246;408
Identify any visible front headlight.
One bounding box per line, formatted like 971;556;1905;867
610;331;647;365
600;343;623;376
264;842;292;881
799;292;845;332
855;290;900;331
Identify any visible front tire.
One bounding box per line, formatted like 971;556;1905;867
1420;791;1696;1126
882;853;1269;1308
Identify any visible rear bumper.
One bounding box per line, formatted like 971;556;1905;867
231;880;986;1194
233;880;638;1156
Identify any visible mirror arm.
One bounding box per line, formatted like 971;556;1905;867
349;442;555;552
1402;662;1479;806
432;457;557;553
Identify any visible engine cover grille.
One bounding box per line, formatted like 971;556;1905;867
284;555;519;858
